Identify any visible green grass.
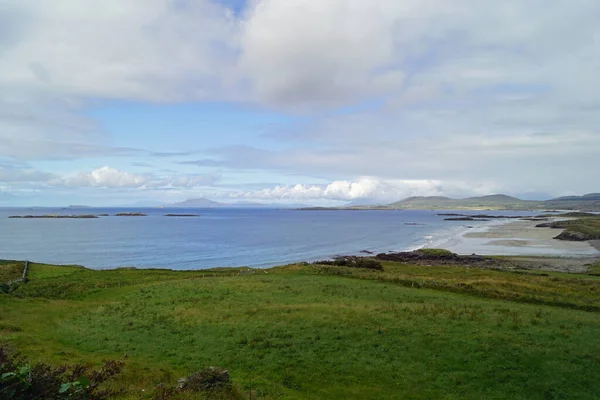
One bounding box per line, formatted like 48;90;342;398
0;261;24;284
561;217;600;239
588;262;600;276
1;261;600;399
415;248;456;257
543;214;600;241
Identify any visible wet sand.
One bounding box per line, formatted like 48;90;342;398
441;218;600;261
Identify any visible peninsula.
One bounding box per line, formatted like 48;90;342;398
300;193;600;211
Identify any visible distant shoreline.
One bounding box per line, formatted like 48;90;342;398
438;217;600;258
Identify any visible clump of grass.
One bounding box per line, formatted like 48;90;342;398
415;248;456;258
587;262;600;276
313;257;383;271
0;261;24;285
0;344;125;399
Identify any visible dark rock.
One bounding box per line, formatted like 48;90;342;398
115;212;147;217
554;231;593;241
444;217;490;221
177;367;230;392
375;250;506;268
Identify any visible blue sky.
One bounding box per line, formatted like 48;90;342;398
1;0;599;206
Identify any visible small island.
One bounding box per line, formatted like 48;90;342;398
8;214;99;219
115;212;147;217
164;214;200;217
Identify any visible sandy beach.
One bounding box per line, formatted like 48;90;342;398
440;218;600;265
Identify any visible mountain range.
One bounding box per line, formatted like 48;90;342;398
167;198;313;209
302;193;600;211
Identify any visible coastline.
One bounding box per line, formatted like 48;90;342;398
436;217;600;258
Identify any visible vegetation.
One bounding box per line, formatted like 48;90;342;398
1;259;600;399
307;192;600;211
313;257;383;270
0;345;125;399
415;248;456;258
0;261;24;284
588;262;600;276
536;214;600;241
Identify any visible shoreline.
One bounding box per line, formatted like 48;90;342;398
437;217;600;257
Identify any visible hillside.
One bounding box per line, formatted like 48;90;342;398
168;198;225;207
2;258;600;399
387;194;540;210
543;193;600;211
169;198;313;209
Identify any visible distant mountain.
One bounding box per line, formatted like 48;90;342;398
168;198;314;209
542;193;600;211
344;198;388;207
168;198;226;208
387;194;538;210
465;194;523;203
549;193;600;201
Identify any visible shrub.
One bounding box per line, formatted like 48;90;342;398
416;248;456;258
313;257;383;271
0;344;125;400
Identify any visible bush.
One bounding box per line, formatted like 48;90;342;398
313;257;383;271
415;248;456;258
0;344;125;400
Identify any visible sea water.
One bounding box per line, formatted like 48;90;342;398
0;208;547;269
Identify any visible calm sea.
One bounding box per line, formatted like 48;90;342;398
0;208;539;269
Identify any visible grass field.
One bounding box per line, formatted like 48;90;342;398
0;260;24;284
2;260;600;399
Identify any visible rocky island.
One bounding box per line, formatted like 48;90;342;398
8;214;99;219
115;212;147;217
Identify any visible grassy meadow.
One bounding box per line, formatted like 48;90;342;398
1;260;600;399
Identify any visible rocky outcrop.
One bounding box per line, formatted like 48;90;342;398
115;212;147;217
9;214;98;219
375;250;505;267
177;367;230;392
444;217;490;221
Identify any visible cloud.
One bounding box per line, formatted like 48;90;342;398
1;0;599;199
216;178;500;203
0;0;238;102
65;166;148;188
62;167;220;189
0;165;220;190
0;166;58;183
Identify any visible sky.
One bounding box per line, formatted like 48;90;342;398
1;0;599;206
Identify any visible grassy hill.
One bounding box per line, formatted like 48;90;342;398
2;259;600;399
543;193;600;212
387;194;540;210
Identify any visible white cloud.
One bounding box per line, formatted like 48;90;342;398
0;165;220;190
218;178;500;203
65;166;148;188
0;166;58;183
62;166;221;189
0;0;599;200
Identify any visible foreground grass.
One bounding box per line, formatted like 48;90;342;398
1;261;600;399
0;260;24;284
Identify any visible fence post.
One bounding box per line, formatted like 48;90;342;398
22;260;29;282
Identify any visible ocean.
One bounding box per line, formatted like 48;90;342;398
0;208;543;269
